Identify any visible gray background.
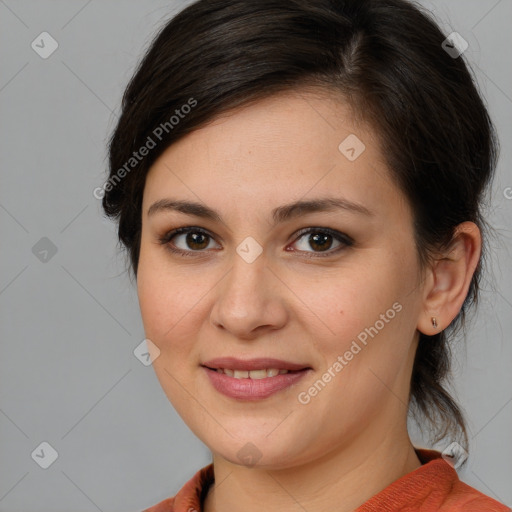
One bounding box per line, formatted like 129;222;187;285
0;1;511;511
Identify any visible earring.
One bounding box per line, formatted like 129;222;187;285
431;316;438;329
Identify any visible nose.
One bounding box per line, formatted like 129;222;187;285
209;249;288;340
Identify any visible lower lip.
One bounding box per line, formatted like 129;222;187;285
202;366;311;400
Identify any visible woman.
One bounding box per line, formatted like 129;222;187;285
101;0;509;510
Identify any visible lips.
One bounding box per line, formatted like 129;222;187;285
202;365;312;400
201;357;312;399
201;357;311;372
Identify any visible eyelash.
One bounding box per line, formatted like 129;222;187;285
157;226;354;259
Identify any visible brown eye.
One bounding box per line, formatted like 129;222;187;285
307;232;334;252
158;227;221;257
159;226;353;259
290;228;353;257
181;231;210;250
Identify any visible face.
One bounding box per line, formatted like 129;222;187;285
137;90;425;469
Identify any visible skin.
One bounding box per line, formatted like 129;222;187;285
136;89;481;512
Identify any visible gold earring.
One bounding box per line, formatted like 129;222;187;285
431;317;438;329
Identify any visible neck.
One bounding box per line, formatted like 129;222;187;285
203;425;421;512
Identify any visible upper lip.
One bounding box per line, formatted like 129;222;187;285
202;357;311;371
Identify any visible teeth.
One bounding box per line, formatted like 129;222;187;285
245;369;267;379
215;368;289;379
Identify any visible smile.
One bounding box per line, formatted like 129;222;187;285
203;366;311;400
212;368;291;379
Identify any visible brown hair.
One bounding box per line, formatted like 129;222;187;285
102;0;499;451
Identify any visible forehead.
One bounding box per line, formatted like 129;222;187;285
142;90;406;223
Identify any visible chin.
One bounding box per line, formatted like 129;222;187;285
206;433;306;470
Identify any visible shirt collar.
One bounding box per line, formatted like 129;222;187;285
171;449;456;512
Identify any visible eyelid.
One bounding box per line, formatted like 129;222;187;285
292;226;353;246
158;225;353;257
158;226;216;254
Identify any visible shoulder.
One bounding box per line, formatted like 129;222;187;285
416;449;510;512
357;449;510;512
141;496;175;512
444;479;511;512
141;462;214;512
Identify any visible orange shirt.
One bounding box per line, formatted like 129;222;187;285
142;449;510;512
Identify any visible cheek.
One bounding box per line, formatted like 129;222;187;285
136;251;211;357
138;278;189;344
137;246;179;341
318;262;400;328
137;262;202;404
313;252;416;361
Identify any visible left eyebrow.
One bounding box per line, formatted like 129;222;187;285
271;197;374;226
147;196;375;226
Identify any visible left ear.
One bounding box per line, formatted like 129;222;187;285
418;221;482;335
